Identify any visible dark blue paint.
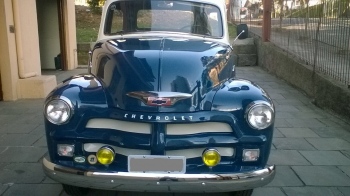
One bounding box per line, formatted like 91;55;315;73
45;35;274;175
90;37;234;112
151;124;166;155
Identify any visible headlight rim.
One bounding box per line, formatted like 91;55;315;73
97;146;115;165
44;96;74;125
202;148;221;167
245;101;275;130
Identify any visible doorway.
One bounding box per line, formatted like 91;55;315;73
36;0;62;70
36;0;68;71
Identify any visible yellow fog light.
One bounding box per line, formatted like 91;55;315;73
202;149;221;167
97;146;115;165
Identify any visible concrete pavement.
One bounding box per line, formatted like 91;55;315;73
0;66;350;196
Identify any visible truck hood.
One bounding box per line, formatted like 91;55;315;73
93;36;233;112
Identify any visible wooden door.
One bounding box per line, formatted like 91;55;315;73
57;0;68;70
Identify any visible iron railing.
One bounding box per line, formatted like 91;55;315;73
230;0;350;86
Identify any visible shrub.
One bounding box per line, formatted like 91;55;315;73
87;0;106;13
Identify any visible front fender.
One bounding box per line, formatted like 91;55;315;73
46;74;108;109
44;74;109;161
212;79;274;135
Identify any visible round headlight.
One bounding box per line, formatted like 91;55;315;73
246;102;274;130
45;98;72;125
97;146;115;165
202;149;221;167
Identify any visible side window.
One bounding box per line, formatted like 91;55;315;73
207;11;222;37
105;4;123;34
137;10;151;29
110;10;123;34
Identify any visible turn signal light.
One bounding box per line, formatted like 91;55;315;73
242;149;260;162
57;144;74;157
97;146;115;165
202;149;221;167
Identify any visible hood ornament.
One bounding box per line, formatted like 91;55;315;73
127;91;192;106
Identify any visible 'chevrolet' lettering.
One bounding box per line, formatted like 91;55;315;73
123;114;195;121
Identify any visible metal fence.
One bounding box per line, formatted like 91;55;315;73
230;0;350;86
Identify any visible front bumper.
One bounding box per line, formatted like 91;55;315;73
43;156;275;192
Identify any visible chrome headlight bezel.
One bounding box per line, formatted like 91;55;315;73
245;101;275;130
44;96;74;125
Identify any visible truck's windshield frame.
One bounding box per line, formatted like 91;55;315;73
104;0;223;38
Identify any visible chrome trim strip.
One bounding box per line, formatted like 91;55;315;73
84;143;151;156
84;143;234;159
167;122;232;135
166;147;234;159
43;156;275;192
86;119;151;134
84;143;150;156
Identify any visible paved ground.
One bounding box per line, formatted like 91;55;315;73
0;66;350;196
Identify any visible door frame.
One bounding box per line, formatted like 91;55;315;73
57;0;68;70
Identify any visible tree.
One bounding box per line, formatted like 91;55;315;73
87;0;106;13
340;0;350;18
275;0;284;29
301;0;310;35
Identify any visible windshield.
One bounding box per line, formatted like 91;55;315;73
104;0;223;37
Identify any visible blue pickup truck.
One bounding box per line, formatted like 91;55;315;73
42;0;276;195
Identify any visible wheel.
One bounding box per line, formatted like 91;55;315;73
62;184;90;196
231;189;253;196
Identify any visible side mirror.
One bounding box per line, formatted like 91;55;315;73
233;30;246;42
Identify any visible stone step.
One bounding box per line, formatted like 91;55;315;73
232;38;256;54
17;75;57;98
234;54;257;66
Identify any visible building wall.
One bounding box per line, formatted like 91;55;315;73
65;0;78;70
0;0;57;100
37;0;60;69
0;0;78;100
12;0;41;76
0;0;19;100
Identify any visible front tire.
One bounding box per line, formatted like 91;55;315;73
62;184;90;196
231;189;253;196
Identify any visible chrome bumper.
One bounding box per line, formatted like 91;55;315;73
43;156;275;192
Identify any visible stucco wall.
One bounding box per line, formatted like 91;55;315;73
13;0;41;76
37;0;60;69
255;38;350;120
0;0;57;100
0;0;19;100
65;0;78;70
